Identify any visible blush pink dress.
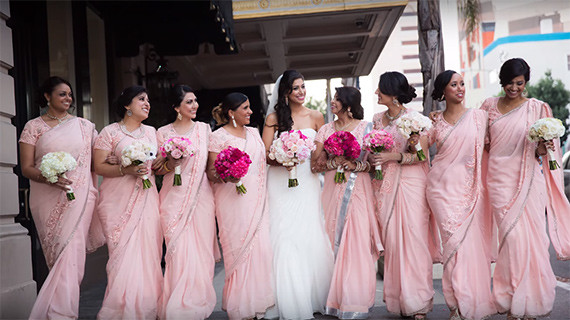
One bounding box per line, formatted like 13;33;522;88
20;117;99;320
157;122;218;319
371;110;442;317
481;97;570;318
209;126;274;320
426;110;496;319
316;121;383;319
93;122;163;319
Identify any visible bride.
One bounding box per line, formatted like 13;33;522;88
262;70;334;319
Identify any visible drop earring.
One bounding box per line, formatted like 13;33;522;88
392;99;400;107
126;110;133;117
231;115;237;128
177;112;183;121
522;88;528;97
348;108;353;118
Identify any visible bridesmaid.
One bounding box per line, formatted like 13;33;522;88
93;86;163;319
369;71;441;320
426;70;496;320
311;86;382;319
155;85;218;319
20;76;99;319
480;58;570;320
206;93;274;320
262;70;334;320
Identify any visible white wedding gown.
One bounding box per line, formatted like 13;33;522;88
265;129;334;320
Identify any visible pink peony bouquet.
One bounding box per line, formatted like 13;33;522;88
160;136;194;186
214;146;252;195
324;131;361;183
268;130;316;187
363;130;394;180
121;141;157;189
528;117;565;170
394;111;432;161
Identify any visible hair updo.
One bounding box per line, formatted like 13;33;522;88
212;92;248;125
114;86;147;119
499;58;530;86
335;87;364;120
378;71;417;104
431;70;458;101
38;76;74;108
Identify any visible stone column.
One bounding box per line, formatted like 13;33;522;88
0;1;37;318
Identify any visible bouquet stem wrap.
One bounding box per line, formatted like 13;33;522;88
173;165;182;186
235;180;247;194
374;162;383;180
547;148;559;170
288;166;298;188
414;141;426;161
335;166;346;184
61;173;75;201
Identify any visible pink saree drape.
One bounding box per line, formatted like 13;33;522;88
481;97;570;318
20;117;98;320
94;123;163;319
372;110;442;317
157;123;218;320
209;127;274;320
426;110;496;319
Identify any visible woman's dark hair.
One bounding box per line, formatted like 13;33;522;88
499;58;530;86
114;86;147;119
38;76;74;108
431;70;458;101
170;84;195;109
335;87;364;120
274;69;304;133
212;92;249;125
378;71;417;104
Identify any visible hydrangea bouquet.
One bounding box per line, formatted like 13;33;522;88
160;136;194;186
214;146;252;195
363;129;394;180
121;141;157;189
39;151;77;201
268;130;316;187
394;111;433;161
528;117;565;170
324;131;361;183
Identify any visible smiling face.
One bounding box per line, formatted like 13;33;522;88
287;78;306;105
330;93;345;115
229;99;252;126
502;75;526;100
375;86;394;106
125;92;150;121
443;73;465;104
175;92;198;120
45;83;73;113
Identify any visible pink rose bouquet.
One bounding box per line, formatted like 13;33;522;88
324;131;361;183
394;111;432;161
268;130;316;187
363;129;394;180
160;136;194;186
214;146;252;195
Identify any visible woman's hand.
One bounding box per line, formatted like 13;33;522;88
166;154;183;169
105;154;120;165
537;140;555;156
223;176;241;184
368;152;401;166
51;175;73;191
122;164;149;177
284;164;296;171
335;156;356;171
408;134;420;146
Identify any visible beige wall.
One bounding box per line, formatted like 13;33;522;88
0;1;37;318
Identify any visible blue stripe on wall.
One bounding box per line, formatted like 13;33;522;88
483;32;570;56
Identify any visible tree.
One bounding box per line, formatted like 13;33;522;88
527;70;570;143
305;96;327;118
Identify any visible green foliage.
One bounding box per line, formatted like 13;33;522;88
458;0;480;35
305;96;327;117
527;70;570;143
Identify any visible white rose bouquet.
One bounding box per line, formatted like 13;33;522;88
394;111;433;161
268;130;316;187
121;141;157;189
39;151;77;201
528;117;565;170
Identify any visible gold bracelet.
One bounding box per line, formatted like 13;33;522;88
162;161;173;173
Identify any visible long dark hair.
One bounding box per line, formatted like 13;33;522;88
378;71;417;104
113;86;147;119
335;87;364;120
274;70;304;134
431;70;457;101
212;92;248;125
38;76;74;108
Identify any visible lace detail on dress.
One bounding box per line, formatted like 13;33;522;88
19;118;51;145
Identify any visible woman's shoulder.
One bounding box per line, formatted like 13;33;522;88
480;96;499;110
142;123;156;133
372;111;384;123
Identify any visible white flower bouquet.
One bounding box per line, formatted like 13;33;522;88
528;117;565;170
39;151;77;201
394;111;433;161
268;130;316;187
121;141;157;189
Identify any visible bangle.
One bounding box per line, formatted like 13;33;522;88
162;161;173;173
118;165;124;176
326;158;337;170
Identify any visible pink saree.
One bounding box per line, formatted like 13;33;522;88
94;123;163;319
372;110;442;317
316;121;383;319
426;110;496;319
158;122;218;320
209;127;274;320
20;117;98;320
481;97;570;318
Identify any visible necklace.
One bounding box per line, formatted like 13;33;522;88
119;121;145;139
335;119;354;132
46;112;69;124
385;109;404;124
